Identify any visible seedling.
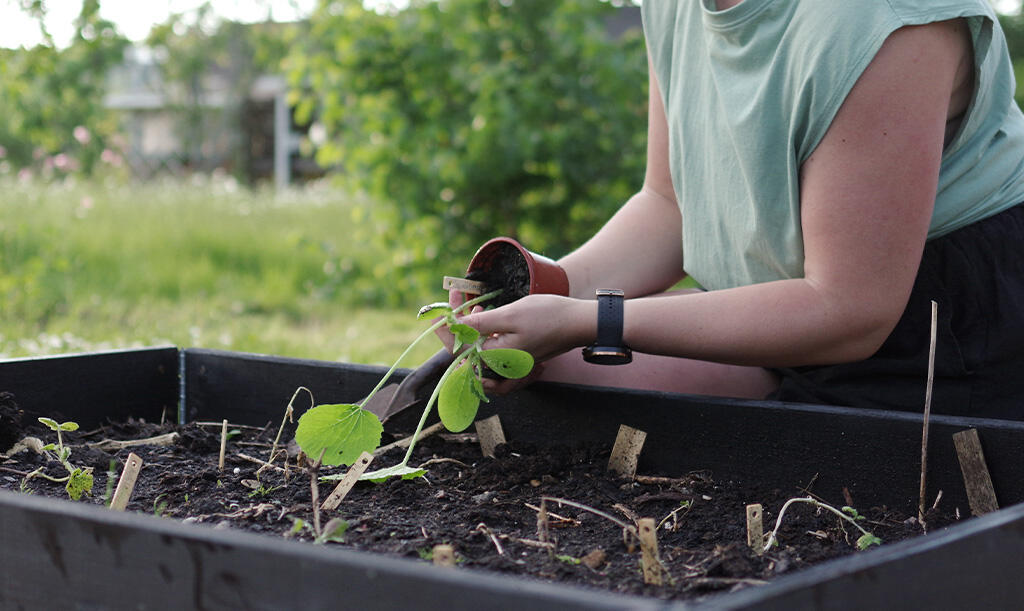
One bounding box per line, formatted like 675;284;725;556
762;496;882;552
294;290;533;482
22;418;94;501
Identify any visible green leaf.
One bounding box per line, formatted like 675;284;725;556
417;302;453;320
58;421;79;432
66;468;93;501
359;464;427;482
449;323;480;345
294;403;383;467
470;374;489;403
438;361;481;432
856;533;882;550
479;348;534;379
41;443;57;451
315;518;349;544
38;417;59;431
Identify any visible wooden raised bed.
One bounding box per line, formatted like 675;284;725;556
1;347;1023;609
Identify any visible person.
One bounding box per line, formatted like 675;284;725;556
448;0;1024;419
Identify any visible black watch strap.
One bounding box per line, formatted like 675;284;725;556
595;289;625;347
582;289;632;365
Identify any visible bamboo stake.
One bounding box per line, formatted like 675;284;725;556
109;453;143;511
608;424;646;478
218;419;228;472
638;518;663;585
919;300;937;526
474;415;506;458
320;452;374;512
953;429;999;516
746;504;764;555
433;544;456;567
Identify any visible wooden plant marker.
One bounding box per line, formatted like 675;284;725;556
953;429;999;516
475;415;506;458
746;504;764;555
218;419;228;472
637;518;663;586
320;452;374;512
608;424;646;478
109;453;144;511
432;544;456;568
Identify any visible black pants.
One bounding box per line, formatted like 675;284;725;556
771;203;1024;420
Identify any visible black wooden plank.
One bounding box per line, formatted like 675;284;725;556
182;348;399;425
0;490;667;611
0;347;179;428
707;501;1024;610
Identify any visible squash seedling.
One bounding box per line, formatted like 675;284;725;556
294;290;533;482
23;417;94;501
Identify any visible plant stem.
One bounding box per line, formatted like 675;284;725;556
399;353;468;467
762;496;875;552
357;289;501;410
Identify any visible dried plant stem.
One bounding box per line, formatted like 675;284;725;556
919;300;938;528
259;386;310;478
541;496;638;537
762;497;875;553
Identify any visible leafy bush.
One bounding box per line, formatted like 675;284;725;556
286;0;647;301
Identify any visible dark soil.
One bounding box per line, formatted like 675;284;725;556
0;401;954;604
466;240;530;307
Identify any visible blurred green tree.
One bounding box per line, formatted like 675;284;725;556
0;0;128;174
286;0;647;295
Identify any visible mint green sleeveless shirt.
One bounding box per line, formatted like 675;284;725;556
642;0;1024;290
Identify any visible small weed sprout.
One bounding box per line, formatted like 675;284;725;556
763;496;882;552
23;418;94;501
294;290;533;482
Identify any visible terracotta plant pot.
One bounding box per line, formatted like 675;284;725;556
464;237;569;307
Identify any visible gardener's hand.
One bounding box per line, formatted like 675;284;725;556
459;294;594;394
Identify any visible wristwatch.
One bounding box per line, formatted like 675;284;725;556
581;289;632;365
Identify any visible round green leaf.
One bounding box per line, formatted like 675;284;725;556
438;361;481;432
295;403;383;467
479;348;534;379
59;421;80;432
417;302;453;320
449;322;480;345
38;417;59;431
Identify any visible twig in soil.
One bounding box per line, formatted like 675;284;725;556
218;420;228;472
542;496;639;551
919;300;938;530
0;466;32;477
259;386;309;478
88;433;179;452
416;457;470;469
613;503;640;524
474;523;505;556
634;474;693;487
524;503;581;526
499;535;556;551
373;422;445;456
536;499;552;556
237;453;287;473
196;421;268;431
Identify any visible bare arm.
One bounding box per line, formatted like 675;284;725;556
466;21;969;367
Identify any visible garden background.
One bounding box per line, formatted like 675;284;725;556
2;0;1023;367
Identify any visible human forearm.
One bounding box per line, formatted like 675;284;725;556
558;187;685;299
621;279;902;367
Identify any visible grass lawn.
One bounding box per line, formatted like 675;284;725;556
0;176;446;368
